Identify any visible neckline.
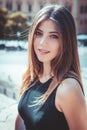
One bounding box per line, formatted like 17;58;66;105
38;77;52;85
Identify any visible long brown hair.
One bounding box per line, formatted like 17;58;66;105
19;5;84;101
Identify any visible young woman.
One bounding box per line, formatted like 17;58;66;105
17;4;87;130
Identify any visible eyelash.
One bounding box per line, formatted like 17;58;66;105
35;31;59;39
35;31;42;36
50;35;59;39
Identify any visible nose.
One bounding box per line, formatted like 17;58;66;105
40;36;47;45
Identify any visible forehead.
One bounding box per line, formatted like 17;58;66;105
37;19;60;32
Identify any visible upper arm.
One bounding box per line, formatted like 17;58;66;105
15;114;25;130
55;78;87;130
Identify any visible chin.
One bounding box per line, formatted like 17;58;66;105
37;57;47;62
38;59;45;62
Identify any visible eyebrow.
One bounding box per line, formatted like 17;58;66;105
36;28;60;35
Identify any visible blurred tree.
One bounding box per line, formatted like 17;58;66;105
0;7;8;39
5;11;30;40
8;12;27;23
0;7;30;40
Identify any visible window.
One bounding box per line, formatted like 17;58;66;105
85;5;87;13
6;2;12;11
28;4;32;12
80;5;87;13
80;6;84;13
40;4;43;9
17;3;21;11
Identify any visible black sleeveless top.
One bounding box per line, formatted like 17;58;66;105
18;78;69;130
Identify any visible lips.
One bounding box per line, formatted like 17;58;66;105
38;49;50;54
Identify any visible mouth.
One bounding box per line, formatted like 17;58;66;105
38;49;50;54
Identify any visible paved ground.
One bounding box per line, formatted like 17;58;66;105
0;94;18;130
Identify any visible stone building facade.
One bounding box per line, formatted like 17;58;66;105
0;0;87;34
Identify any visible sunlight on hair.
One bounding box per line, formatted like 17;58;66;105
2;25;30;40
28;94;48;107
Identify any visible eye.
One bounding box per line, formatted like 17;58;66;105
34;31;42;36
50;34;59;39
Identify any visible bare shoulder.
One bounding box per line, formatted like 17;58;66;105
56;78;84;99
55;78;85;112
55;78;87;129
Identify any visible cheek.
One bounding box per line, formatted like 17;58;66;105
33;37;39;46
52;44;60;56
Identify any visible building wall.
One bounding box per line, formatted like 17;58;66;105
76;0;87;34
0;0;87;34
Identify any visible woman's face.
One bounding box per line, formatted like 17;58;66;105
33;19;62;64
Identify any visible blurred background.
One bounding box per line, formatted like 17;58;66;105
0;0;87;130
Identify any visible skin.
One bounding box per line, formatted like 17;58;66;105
34;19;87;129
55;78;87;130
34;19;62;81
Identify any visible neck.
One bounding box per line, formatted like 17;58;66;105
43;62;52;76
39;62;54;79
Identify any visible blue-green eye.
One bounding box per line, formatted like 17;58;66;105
35;31;42;36
50;34;59;39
